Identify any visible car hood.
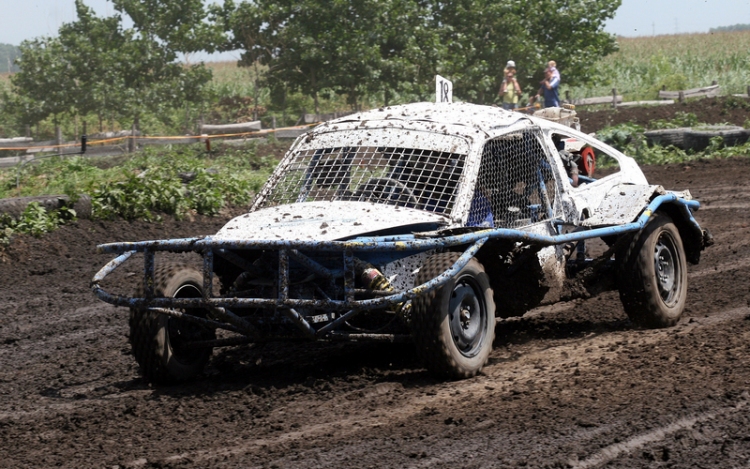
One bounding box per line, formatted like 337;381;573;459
213;201;451;241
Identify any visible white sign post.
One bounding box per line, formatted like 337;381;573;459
435;75;453;103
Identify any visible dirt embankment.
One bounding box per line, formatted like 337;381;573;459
577;96;750;133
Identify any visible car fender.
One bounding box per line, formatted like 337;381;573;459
581;184;666;227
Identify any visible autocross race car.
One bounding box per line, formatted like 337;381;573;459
92;101;713;384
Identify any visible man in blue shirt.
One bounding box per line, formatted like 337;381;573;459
536;63;560;108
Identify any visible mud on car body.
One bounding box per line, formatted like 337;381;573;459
92;101;712;384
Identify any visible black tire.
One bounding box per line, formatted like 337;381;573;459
69;194;92;219
643;128;690;149
411;252;495;379
684;126;748;151
129;264;216;384
618;213;687;328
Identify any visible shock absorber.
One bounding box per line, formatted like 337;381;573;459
359;266;411;321
361;267;394;292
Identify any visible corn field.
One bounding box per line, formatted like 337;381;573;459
562;31;750;102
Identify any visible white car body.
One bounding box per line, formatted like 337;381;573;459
93;101;712;383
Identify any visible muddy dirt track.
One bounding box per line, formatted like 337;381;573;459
2;103;750;468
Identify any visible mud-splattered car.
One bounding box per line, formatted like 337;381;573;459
92;102;712;384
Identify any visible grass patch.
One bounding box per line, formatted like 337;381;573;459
0;202;76;247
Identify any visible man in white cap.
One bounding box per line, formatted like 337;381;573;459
499;60;521;110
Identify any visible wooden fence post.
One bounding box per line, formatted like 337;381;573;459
56;125;62;156
612;88;618;109
128;122;136;153
747;85;750;98
678;91;685;103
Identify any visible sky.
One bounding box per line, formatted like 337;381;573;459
1;0;750;57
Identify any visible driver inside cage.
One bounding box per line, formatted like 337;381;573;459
468;181;494;227
552;135;579;188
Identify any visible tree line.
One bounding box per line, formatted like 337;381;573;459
1;0;621;138
709;24;750;33
0;44;21;73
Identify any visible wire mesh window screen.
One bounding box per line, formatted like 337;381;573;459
259;146;467;214
469;129;559;228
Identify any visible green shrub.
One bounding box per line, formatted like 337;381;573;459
0;202;76;246
649;112;699;129
595;122;644;148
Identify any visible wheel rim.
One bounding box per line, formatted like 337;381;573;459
448;276;488;358
654;231;681;305
167;283;211;365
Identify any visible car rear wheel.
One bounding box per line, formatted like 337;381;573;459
411;252;495;379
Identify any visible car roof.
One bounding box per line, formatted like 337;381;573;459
319;101;528;136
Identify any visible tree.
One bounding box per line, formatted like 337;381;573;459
7;0;219;136
9;37;75;127
110;0;221;129
226;0;442;112
227;0;346;113
226;0;621;106
430;0;621;103
111;0;227;57
56;1;129;131
367;0;445;105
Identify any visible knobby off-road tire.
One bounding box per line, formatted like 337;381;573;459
129;264;216;384
411;252;496;379
618;213;687;328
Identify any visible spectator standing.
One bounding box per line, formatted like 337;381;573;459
536;61;561;108
499;60;521;111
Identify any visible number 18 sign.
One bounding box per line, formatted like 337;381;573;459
435;75;452;103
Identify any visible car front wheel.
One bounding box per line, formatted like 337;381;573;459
618;213;687;328
412;252;496;379
129;263;216;384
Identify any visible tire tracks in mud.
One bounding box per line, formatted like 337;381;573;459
571;396;750;469
118;305;750;467
4;254;749;467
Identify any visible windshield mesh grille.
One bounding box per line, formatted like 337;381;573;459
259;146;467;214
